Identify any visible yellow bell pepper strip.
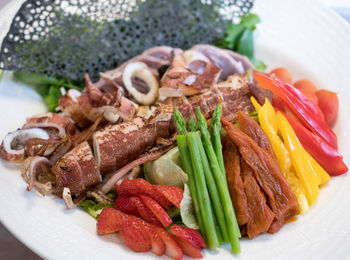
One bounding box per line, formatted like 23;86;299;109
276;112;320;205
284;111;347;177
251;97;309;214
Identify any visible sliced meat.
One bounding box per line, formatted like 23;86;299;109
222;136;250;226
222;118;299;234
160;52;222;97
237;111;276;161
240;159;275;239
191;44;252;81
248;82;274;104
214;75;254;122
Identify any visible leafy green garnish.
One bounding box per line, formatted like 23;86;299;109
13;71;84;112
214;13;266;72
79;199;113;219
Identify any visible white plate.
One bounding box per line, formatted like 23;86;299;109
1;0;350;259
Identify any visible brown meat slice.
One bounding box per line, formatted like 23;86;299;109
237;111;277;161
214;75;254;122
222;136;250;226
222;118;299;234
241;159;275;239
248;82;274;104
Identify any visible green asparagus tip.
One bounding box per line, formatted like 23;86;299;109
174;108;187;135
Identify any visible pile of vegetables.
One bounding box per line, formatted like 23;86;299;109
174;105;241;253
251;69;347;212
256;69;347;176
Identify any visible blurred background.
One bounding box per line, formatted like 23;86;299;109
0;0;349;259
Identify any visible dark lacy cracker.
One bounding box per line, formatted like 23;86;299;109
0;0;253;81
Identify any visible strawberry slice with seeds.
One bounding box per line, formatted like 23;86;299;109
170;224;206;249
120;218;152;253
142;223;166;256
139;195;173;228
155;227;183;260
116;179;172;209
114;196;139;217
97;208;128;235
155;185;184;208
129;196;163;227
172;235;203;258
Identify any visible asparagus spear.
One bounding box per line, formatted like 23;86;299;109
174;108;187;135
195;133;229;242
196;107;241;254
210;103;226;175
187;132;220;249
174;110;206;240
176;135;205;239
188;117;198;132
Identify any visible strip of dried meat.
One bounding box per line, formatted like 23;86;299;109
240;159;275;239
222;136;249;226
237;111;277;162
222;118;299;234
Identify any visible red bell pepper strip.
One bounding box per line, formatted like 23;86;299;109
282;111;348;176
274;77;325;123
254;72;338;150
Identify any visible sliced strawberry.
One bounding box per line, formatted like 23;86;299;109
142;223;166;256
139;195;173;228
120;218;152;253
170;224;206;249
117;179;172;209
155;227;183;260
129;197;163;227
155;185;184;208
114;196;139;217
97;208;128;235
172;235;203;258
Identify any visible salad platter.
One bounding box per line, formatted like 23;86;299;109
0;0;350;259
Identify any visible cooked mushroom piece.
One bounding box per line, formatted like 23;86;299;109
123;62;159;105
0;128;50;163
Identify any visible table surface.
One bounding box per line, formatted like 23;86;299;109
0;0;349;259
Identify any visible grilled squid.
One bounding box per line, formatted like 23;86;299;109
21;156;53;195
78;73;137;123
123;62;159;105
22;112;77;137
58;89;92;128
0;128;49;163
51;141;101;196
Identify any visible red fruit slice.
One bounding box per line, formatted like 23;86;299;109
97;208;128;235
155;227;183;260
170;224;206;249
116;179;172;209
155;185;184;208
114;196;139;217
120;218;152;253
130;197;163;227
139;195;173;228
172;235;203;258
142;223;166;256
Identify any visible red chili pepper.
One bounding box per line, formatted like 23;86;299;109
254;72;338;149
282;111;347;176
